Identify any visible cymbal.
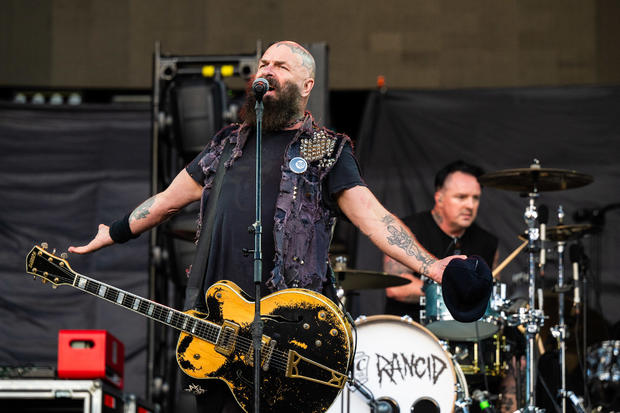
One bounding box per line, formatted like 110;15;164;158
479;167;593;192
519;224;595;243
334;269;410;290
519;224;594;243
545;224;594;242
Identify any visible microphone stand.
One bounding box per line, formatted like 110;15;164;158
251;96;265;413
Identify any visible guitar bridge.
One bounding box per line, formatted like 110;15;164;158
215;321;239;356
246;337;277;371
285;350;347;389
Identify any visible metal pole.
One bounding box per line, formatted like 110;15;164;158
252;98;264;413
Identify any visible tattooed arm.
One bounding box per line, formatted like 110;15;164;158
337;186;463;283
69;169;203;254
383;255;424;303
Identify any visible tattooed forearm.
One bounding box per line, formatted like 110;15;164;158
384;256;412;275
381;215;436;275
129;196;156;221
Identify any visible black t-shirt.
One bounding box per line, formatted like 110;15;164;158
186;129;365;298
385;210;498;319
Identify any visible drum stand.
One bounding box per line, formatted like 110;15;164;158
516;193;546;412
550;206;569;413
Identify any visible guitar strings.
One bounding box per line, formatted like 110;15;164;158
51;263;339;374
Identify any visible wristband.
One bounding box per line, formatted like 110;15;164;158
109;213;139;244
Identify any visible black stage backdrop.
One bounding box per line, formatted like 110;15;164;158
0;105;151;397
1;85;620;401
350;86;620;337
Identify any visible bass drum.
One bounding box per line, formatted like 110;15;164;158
327;315;468;413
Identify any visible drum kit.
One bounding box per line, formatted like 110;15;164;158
328;160;614;413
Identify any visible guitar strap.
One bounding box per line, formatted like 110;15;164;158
183;141;233;311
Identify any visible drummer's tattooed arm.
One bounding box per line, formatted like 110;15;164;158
381;215;436;276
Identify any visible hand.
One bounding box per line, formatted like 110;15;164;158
386;272;424;303
427;255;467;284
68;224;114;254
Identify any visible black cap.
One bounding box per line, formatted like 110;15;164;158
441;255;493;322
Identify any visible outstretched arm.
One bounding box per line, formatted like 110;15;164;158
383;255;424;303
69;169;203;254
337;186;463;283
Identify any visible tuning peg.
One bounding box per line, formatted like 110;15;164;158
41;279;47;284
52;248;56;255
41;242;48;249
52;285;58;289
60;253;68;259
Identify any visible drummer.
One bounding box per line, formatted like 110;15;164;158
383;159;499;318
383;160;518;411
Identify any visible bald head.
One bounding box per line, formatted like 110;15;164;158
255;40;316;107
271;41;316;79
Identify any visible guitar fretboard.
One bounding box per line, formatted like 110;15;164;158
73;273;221;343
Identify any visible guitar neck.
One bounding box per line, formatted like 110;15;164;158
25;245;220;341
72;272;220;343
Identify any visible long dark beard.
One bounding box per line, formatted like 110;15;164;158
241;77;302;132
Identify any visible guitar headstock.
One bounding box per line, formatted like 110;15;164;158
26;244;76;287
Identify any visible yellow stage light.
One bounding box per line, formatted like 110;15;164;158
221;65;234;77
201;65;215;77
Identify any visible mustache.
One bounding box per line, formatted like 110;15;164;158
261;75;280;91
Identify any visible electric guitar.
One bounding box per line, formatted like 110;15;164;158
25;244;354;413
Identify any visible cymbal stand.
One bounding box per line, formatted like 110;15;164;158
518;192;546;412
550;205;569;413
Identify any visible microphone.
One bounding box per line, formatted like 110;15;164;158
252;77;270;101
569;244;581;311
538;204;549;269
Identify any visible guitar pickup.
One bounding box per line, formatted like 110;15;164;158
285;350;347;389
214;321;240;356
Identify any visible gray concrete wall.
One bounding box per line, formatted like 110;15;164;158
1;0;619;89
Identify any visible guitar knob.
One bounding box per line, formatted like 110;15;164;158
60;253;68;259
41;242;48;249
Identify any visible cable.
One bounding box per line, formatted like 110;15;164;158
537;361;562;413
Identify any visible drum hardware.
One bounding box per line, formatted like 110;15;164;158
472;389;498;413
331;255;410;290
543;224;594;243
444;334;509;377
548;205;591;413
509;189;542;412
440;340;473;413
586;340;620;411
565;391;586;413
476;165;593;193
479;160;594;412
453;361;472;413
